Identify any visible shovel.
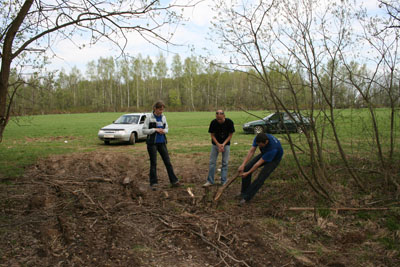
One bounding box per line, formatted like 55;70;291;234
214;175;240;201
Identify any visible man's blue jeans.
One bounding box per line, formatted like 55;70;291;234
207;144;230;184
147;143;178;186
241;153;281;201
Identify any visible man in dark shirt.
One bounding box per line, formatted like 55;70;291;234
203;110;235;187
237;133;283;205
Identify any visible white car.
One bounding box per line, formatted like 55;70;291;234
98;113;150;145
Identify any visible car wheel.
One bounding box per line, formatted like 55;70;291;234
104;140;110;145
129;133;136;145
254;126;264;134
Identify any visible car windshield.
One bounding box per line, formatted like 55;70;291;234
265;113;282;121
114;115;140;124
264;114;274;120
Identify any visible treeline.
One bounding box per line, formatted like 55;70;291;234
9;53;399;115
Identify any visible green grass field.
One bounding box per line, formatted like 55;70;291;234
0;109;398;178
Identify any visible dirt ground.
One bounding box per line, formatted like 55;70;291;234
1;150;399;266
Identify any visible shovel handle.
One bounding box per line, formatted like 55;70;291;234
214;175;239;201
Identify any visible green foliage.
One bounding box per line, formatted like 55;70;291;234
11;53;309;114
168;89;181;107
12;50;399;115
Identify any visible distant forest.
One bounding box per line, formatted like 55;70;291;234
9;53;399;115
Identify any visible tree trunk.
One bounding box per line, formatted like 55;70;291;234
0;0;34;142
136;77;140;109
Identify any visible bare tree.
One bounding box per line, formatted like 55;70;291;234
379;0;400;28
209;0;399;200
211;0;400;199
367;1;400;164
341;2;400;189
0;0;198;142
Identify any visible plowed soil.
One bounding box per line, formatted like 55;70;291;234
1;150;399;266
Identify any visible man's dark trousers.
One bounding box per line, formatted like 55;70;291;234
241;153;281;201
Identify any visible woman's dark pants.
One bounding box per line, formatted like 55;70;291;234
147;143;178;186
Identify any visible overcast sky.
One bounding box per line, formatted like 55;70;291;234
44;0;383;75
45;0;217;74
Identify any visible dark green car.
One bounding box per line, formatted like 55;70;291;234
242;112;311;134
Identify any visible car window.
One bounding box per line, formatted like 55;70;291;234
283;113;292;122
139;115;146;124
269;113;280;121
292;113;309;123
114;115;139;124
264;114;274;120
292;113;301;122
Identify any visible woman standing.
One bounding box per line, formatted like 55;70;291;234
142;101;180;190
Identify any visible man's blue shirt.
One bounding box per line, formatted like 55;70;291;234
252;134;283;162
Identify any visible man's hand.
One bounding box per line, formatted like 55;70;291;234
218;144;225;152
240;172;249;178
237;165;244;174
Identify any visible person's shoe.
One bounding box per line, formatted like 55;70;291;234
171;181;182;188
239;199;247;206
202;181;213;187
221;181;227;186
150;184;158;191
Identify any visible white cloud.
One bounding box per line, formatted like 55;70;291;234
49;39;115;72
45;0;217;73
360;0;381;11
186;0;214;26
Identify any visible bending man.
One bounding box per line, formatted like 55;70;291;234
238;133;283;205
